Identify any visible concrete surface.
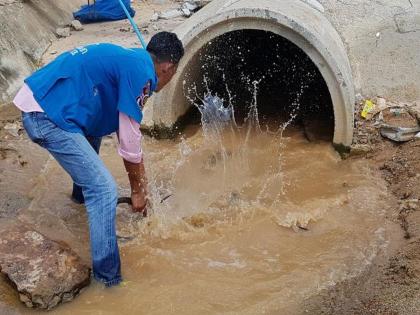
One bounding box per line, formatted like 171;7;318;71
144;0;356;147
318;0;420;101
0;0;83;104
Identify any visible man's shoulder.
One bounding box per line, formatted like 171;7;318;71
120;49;154;74
83;43;128;54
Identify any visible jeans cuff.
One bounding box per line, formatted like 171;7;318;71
94;275;122;287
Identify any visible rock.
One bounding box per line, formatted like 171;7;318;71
55;27;70;38
150;12;159;22
138;22;150;33
181;7;192;17
349;144;373;157
376;97;386;109
0;225;90;310
70;20;83;31
119;26;131;33
182;1;199;12
399;199;419;211
188;0;213;8
3;122;20;138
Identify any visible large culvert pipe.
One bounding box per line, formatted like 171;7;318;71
143;0;355;147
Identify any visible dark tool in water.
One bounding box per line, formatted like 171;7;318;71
117;197;133;205
117;194;173;205
160;194;173;203
297;225;309;231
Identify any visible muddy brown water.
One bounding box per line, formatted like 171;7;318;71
2;122;397;314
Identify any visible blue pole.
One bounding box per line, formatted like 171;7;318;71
117;0;147;48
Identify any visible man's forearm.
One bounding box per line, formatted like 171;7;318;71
123;159;147;194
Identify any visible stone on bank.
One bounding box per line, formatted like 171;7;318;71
0;225;90;310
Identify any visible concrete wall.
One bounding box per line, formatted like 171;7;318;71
0;0;83;105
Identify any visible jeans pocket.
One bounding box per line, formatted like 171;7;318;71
22;112;43;145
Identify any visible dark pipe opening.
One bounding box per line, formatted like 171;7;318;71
183;29;334;141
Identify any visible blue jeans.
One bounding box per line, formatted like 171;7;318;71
22;112;122;287
71;137;102;204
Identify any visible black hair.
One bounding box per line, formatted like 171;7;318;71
146;31;184;64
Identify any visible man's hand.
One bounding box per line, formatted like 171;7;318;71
123;158;149;216
131;191;148;216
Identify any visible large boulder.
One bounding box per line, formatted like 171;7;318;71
0;225;90;310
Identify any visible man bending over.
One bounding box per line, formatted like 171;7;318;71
13;32;184;287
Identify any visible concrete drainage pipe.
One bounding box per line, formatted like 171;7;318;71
144;0;355;148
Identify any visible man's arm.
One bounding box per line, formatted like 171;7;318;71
124;159;148;215
117;112;148;214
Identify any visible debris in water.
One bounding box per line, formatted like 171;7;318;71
298;225;309;231
160;194;173;203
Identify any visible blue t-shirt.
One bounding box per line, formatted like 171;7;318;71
25;43;158;137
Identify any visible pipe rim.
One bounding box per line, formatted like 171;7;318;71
150;5;355;147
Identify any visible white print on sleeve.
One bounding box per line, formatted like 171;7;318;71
136;81;151;109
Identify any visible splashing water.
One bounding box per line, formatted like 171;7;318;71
196;93;233;139
14;82;396;315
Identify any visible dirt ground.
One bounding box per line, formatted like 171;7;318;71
303;102;420;315
1;0;420;314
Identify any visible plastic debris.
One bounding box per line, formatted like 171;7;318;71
380;125;420;142
361;99;375;119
